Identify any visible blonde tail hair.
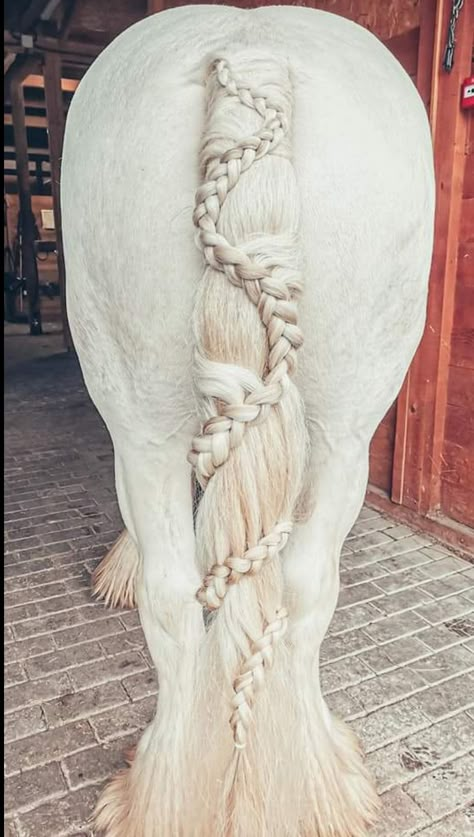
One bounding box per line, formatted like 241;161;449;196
190;54;308;831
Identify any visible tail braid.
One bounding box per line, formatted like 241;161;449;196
196;522;292;610
230;608;289;749
191;58;306;767
188;59;304;487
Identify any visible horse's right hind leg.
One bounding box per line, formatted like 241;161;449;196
280;438;379;836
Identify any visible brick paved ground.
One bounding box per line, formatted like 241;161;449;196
4;327;474;836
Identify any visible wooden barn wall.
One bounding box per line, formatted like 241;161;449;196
158;0;420;41
441;116;474;527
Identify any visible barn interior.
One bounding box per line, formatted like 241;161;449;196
4;5;474;834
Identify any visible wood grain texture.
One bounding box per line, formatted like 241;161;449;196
391;0;473;523
164;0;420;40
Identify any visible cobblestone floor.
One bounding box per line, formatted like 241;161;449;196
4;327;474;837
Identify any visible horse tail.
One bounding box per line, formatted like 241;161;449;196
190;52;308;831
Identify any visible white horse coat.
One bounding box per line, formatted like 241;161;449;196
61;6;435;836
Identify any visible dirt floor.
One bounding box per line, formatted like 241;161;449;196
4;324;474;836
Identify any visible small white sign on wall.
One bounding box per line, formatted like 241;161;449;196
41;209;55;230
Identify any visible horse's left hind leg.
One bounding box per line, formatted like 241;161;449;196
93;436;206;837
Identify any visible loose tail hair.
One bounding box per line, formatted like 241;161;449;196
190;54;308;828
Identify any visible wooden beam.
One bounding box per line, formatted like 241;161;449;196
4;31;103;59
4;159;51;172
391;0;438;504
148;1;166;13
391;0;474;516
4;54;41;100
43;50;72;349
10;78;43;335
4;144;50;157
58;0;77;39
20;0;55;32
4;52;16;74
4;112;49;128
24;73;80;92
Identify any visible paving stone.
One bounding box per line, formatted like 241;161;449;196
343;530;395;555
406;753;474;820
4;705;46;743
420;545;459;560
25;642;104;680
67;651;148;691
320;655;374;694
5;634;56;662
416;555;473;578
329;602;384;635
339;563;390;587
415;595;474;626
43;681;129;727
99;625;146;657
421;574;473;599
344;537;432;570
4;817;19;836
324;688;365;719
445;616;474;637
5;720;96;775
366;712;474;792
4;662;27;687
364;611;429;644
374;568;430;594
63;734;136;790
360;636;432;674
120;610;141;630
4;762;67;815
382;525;414;540
53;615;125;649
371;786;429;835
122;669;158;701
351;696;431;753
411;645;474;684
373;586;434;616
347;666;428;713
90;695;155;742
418;624;468;651
462;587;474;604
5;672;72;714
16;785;100;836
337;581;385;609
347;517;392;538
320;628;374;664
411;673;474;721
413;808;474;836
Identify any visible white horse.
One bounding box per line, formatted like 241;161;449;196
61;5;435;836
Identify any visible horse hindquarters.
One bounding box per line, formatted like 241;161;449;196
61;8;434;836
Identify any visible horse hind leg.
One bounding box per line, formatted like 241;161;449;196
92;460;204;611
92;438;209;837
279;439;379;836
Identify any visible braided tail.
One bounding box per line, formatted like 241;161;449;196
191;55;308;832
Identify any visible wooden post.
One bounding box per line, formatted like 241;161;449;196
10;78;42;335
390;0;473;515
391;0;438;504
43;51;73;349
147;0;166;13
